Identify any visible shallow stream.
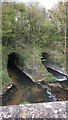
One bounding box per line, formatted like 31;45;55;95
2;65;57;106
2;64;68;106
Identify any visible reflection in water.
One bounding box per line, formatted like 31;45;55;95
6;65;56;105
2;64;68;106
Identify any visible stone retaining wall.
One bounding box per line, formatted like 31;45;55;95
0;101;68;119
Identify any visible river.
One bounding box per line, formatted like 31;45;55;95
2;65;57;106
2;62;68;106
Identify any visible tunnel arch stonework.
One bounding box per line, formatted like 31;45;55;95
7;52;24;69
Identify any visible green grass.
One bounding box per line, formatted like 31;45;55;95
2;70;10;84
45;72;56;82
21;101;30;104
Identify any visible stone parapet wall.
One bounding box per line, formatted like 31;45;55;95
0;101;68;119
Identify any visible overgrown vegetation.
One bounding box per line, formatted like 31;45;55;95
1;1;66;89
2;70;11;84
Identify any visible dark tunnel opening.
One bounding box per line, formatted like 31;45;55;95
7;52;19;69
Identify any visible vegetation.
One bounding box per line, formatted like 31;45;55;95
46;73;56;82
1;1;67;89
2;70;11;84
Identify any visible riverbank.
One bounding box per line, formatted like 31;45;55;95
0;101;67;119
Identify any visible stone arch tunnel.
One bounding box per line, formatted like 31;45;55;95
7;52;19;69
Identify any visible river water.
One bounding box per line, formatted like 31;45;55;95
2;63;68;106
3;65;57;106
41;60;68;101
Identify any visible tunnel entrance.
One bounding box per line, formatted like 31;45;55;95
7;52;19;69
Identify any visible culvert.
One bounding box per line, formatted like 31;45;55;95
7;52;20;69
5;53;57;105
4;52;67;106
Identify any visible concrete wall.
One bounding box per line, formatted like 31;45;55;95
0;101;67;119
